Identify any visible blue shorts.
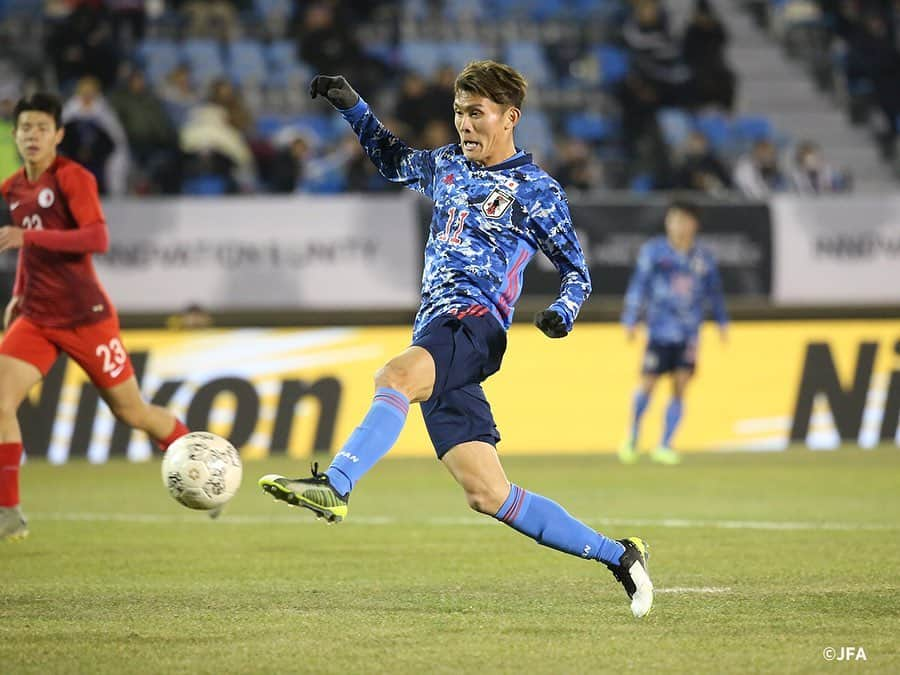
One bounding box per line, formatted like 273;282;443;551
642;340;696;375
412;313;507;458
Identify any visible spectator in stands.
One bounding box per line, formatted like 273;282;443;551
158;63;200;129
672;130;732;193
733;138;787;198
172;0;245;40
297;2;365;81
618;0;690;175
107;0;147;51
681;0;736;112
207;77;254;139
61;76;130;195
554;139;606;194
45;0;119;90
109;68;182;194
180;103;256;193
787;140;852;193
832;4;900;158
394;72;433;143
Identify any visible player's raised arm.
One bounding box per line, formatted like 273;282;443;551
531;183;591;338
310;74;437;198
622;242;653;333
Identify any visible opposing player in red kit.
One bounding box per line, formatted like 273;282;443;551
0;92;190;541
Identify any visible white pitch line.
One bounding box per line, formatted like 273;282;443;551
655;587;732;594
28;512;900;532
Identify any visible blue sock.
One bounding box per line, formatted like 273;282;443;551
325;387;409;497
662;398;683;448
631;390;650;444
494;484;625;565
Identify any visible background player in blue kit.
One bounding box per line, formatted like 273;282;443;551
619;199;729;465
259;61;653;617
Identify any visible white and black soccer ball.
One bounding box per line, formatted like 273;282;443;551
161;432;242;510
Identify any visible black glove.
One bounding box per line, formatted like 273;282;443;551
309;75;360;110
534;309;568;338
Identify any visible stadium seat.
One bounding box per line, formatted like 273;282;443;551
182;175;229;195
400;41;444;77
657;108;693;149
442;0;487;21
254;0;293;21
732;115;774;144
565;112;616;143
227;40;267;86
515;109;554;160
136;40;180;87
181;39;225;89
596;45;629;87
442;42;493;70
504;42;551;86
694;113;731;151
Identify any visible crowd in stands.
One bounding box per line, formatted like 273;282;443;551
0;0;886;196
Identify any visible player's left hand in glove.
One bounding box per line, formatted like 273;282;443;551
309;75;360;110
534;309;568;338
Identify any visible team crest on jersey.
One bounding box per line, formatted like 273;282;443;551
481;188;514;219
37;188;55;208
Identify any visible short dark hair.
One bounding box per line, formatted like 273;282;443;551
667;197;701;222
454;60;527;109
13;92;63;129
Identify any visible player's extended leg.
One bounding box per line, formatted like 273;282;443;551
0;355;43;541
442;441;653;618
652;369;691;465
619;373;657;464
259;346;435;522
98;376;189;451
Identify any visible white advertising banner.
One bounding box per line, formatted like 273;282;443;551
98;195;421;311
772;195;900;304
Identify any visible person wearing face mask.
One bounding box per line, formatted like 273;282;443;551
787;140;852;194
257;61;654;620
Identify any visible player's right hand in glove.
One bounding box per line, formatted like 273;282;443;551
309;75;360;110
534;309;568;338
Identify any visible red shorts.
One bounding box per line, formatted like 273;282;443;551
0;314;135;389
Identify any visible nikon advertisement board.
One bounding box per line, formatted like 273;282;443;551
19;320;898;463
521;200;772;298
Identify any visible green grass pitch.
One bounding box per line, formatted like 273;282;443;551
3;448;899;674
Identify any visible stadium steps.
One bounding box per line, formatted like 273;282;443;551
715;0;894;189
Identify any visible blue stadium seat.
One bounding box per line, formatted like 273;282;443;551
565;112;616;143
596;45;629;87
137;40;180;86
181;39;225;88
657;108;693;148
400;41;444;77
266;40;296;70
732;115;773;143
442;0;487;21
182;175;229;195
254;0;293;21
515;109;554;160
442;42;492;70
504;42;551;86
228;40;267;86
694;113;731;151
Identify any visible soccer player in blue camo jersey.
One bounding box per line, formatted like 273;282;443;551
258;61;653;617
619;199;729;465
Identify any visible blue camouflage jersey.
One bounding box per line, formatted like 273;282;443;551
339;98;591;340
622;236;728;344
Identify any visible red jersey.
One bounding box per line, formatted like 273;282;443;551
1;156;112;328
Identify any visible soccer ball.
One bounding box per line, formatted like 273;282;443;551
161;432;242;510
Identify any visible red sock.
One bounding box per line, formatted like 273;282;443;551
158;419;190;451
0;442;23;507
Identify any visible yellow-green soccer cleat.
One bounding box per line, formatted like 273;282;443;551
605;537;653;618
618;439;640;464
258;463;348;523
0;506;29;542
651;445;682;465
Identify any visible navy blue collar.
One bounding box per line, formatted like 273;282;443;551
460;146;533;171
